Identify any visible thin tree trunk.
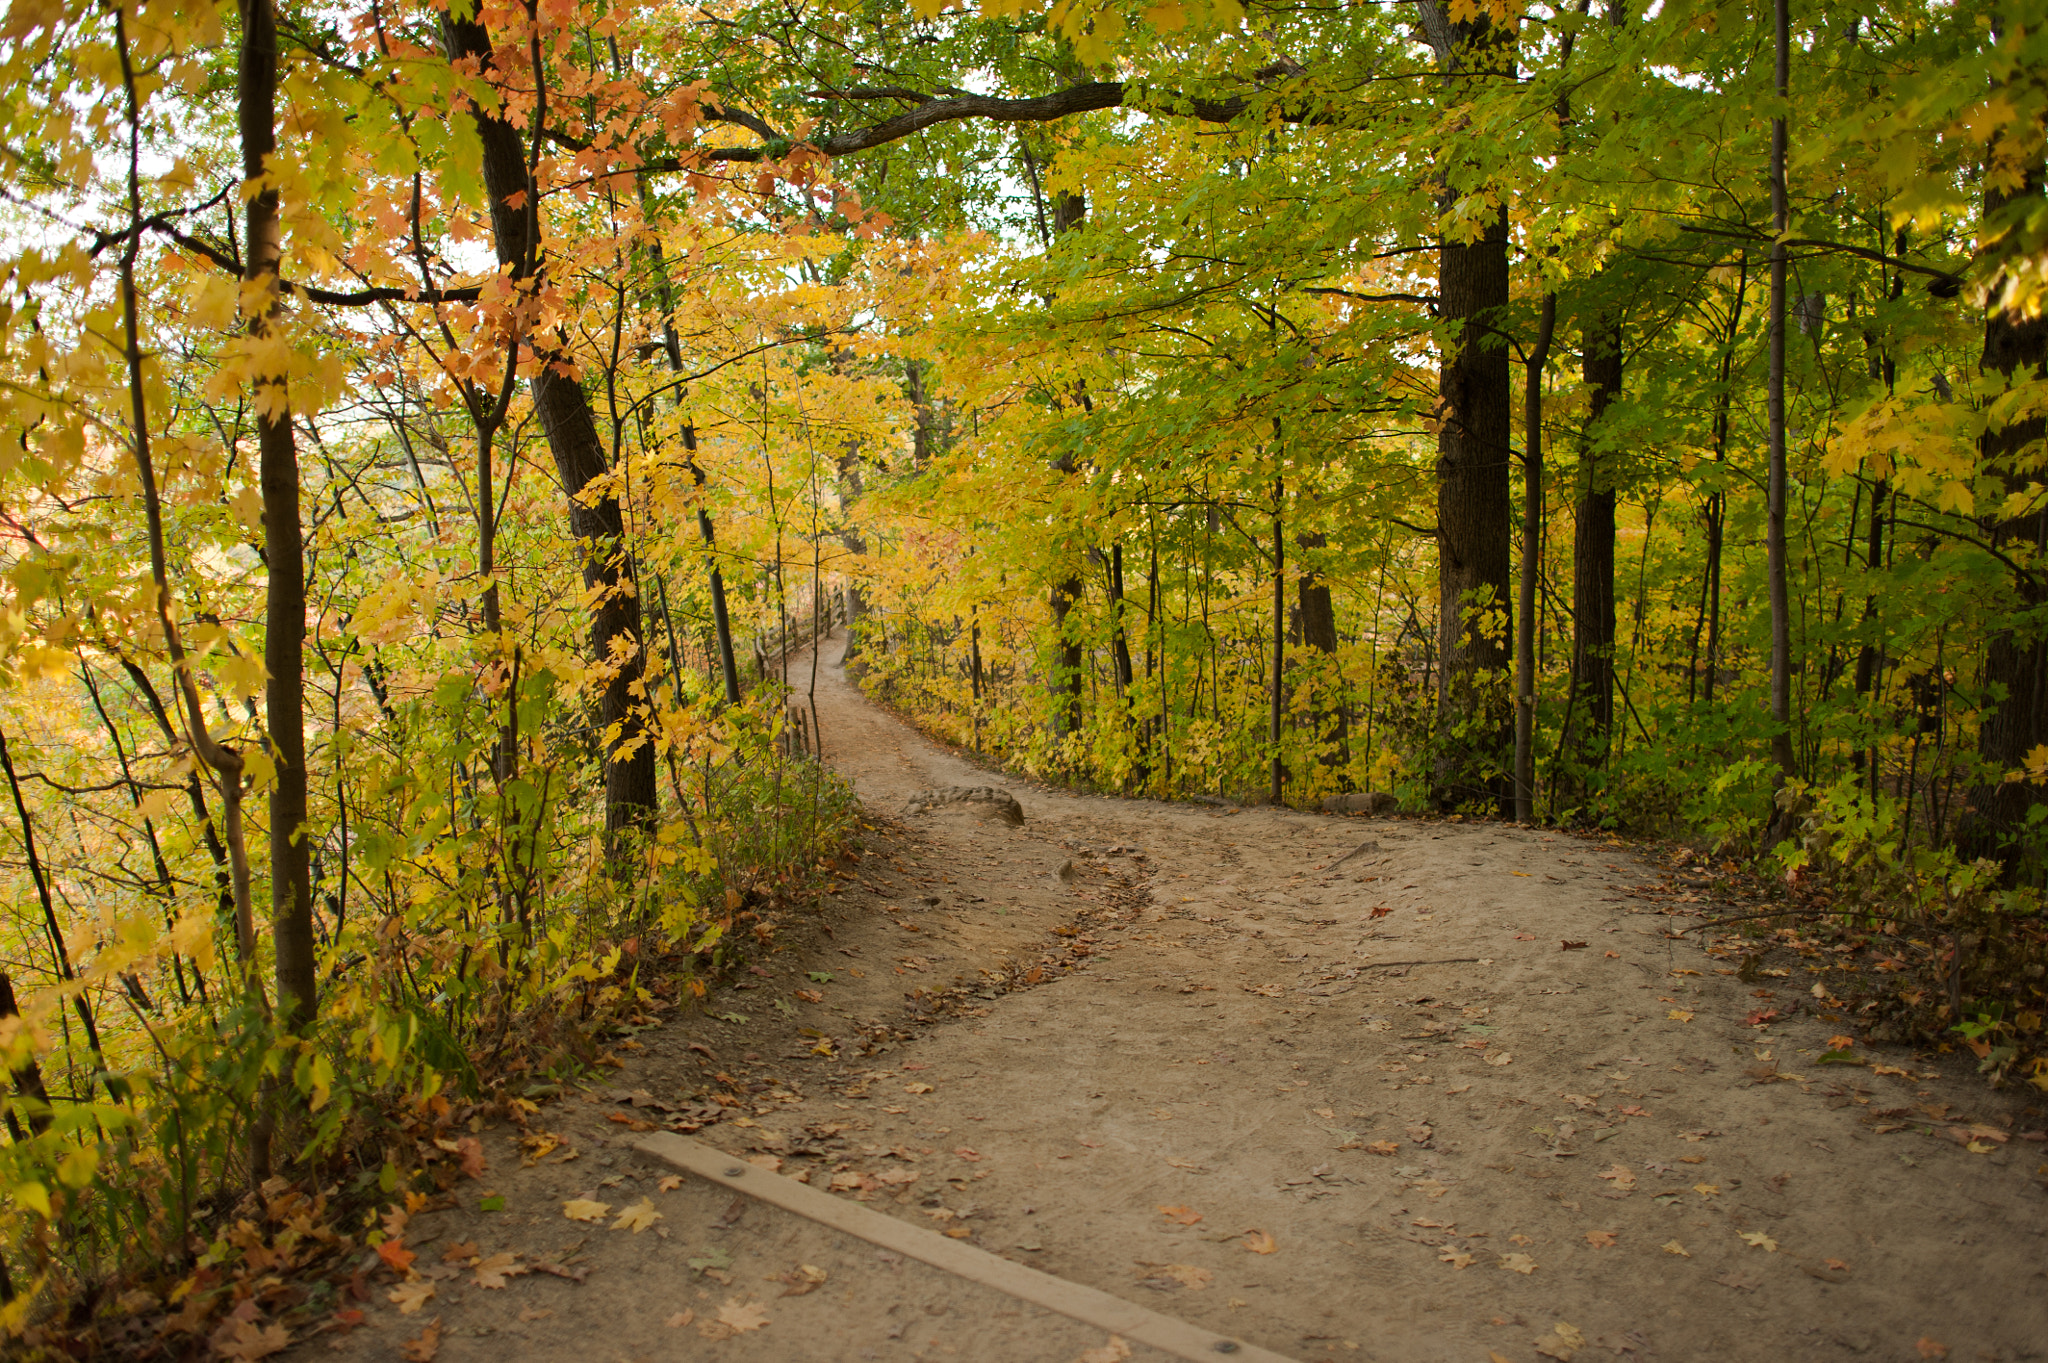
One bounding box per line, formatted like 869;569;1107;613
1516;294;1557;822
1270;477;1286;806
443;13;656;842
1565;315;1622;795
1766;0;1799;803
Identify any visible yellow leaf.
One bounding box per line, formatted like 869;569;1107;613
387;1280;436;1314
562;1198;610;1222
1662;1240;1691;1257
612;1198;662;1233
1241;1229;1276;1254
1668;1009;1694;1022
1144;1;1186;29
1499;1252;1538;1274
1740;1230;1778;1252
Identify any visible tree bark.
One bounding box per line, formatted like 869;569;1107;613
238;0;316;1024
443;13;656;843
1420;2;1516;814
1766;0;1799;804
1955;152;2048;872
1047;187;1088;742
1515;295;1556;822
1565;316;1621;787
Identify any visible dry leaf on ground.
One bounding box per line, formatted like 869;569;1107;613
613;1198;663;1233
1597;1164;1636;1191
696;1298;770;1339
1662;1240;1691;1257
472;1252;527;1289
657;1175;684;1192
1585;1230;1617;1248
1076;1337;1133;1363
562;1198;610;1222
1157;1204;1203;1225
1242;1229;1277;1254
1500;1253;1538;1274
665;1309;695;1329
1486;1052;1513;1067
904;1082;934;1094
399;1318;441;1363
1917;1339;1950;1359
1365;1140;1401;1155
1164;1264;1213;1290
775;1264;830;1296
1740;1230;1778;1252
1440;1250;1475;1269
1668;1009;1695;1022
211;1318;291;1362
387;1281;436;1314
1533;1322;1586;1361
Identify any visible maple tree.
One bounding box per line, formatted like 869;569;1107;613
0;0;2042;1343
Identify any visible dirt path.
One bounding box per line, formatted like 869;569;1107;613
314;632;2048;1363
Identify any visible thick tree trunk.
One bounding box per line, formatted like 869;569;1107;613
1295;529;1347;771
1420;2;1516;814
238;0;316;1024
444;14;655;842
1047;188;1088;742
1956;167;2048;872
1564;318;1621;788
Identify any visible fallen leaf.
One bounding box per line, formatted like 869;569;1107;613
562;1198;610;1222
1514;932;1536;940
613;1198;663;1233
1597;1164;1637;1191
1662;1240;1691;1257
1668;1009;1695;1022
1604;950;1620;958
1242;1229;1277;1255
1244;984;1285;997
399;1318;440;1363
1740;1230;1778;1253
904;1082;934;1094
796;989;823;1003
1619;1105;1650;1117
1371;907;1393;920
519;1307;555;1323
440;1241;478;1263
1824;1257;1850;1272
1561;941;1588;951
211;1318;292;1361
1827;1035;1856;1050
1500;1253;1538;1274
1694;1183;1720;1197
1485;1052;1513;1067
1585;1230;1617;1248
1439;1249;1475;1269
665;1310;695;1329
955;1147;984;1162
471;1252;528;1289
387;1281;436;1314
1365;1140;1401;1155
1164;1264;1213;1290
1406;1124;1434;1144
1076;1337;1134;1363
775;1264;830;1296
1917;1339;1949;1359
1313;1106;1336;1119
1713;1271;1762;1292
696;1298;769;1339
1534;1322;1586;1361
1157;1204;1203;1225
456;1136;487;1180
658;1175;684;1192
376;1238;418;1275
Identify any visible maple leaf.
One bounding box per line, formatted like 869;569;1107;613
400;1318;441;1363
1740;1230;1778;1252
1485;1052;1514;1066
613;1198;663;1233
1667;1009;1694;1022
1157;1204;1203;1225
954;1147;984;1162
776;1264;829;1296
696;1298;769;1338
1365;1140;1401;1155
1439;1249;1475;1269
456;1137;487;1180
904;1082;934;1094
1824;1258;1851;1271
1534;1322;1586;1361
440;1241;479;1263
1077;1337;1134;1363
1585;1230;1618;1248
562;1198;610;1222
1694;1183;1721;1197
472;1252;528;1288
657;1176;685;1192
210;1318;291;1361
1499;1253;1538;1274
1241;1229;1277;1255
1662;1240;1691;1257
1164;1264;1213;1289
376;1238;417;1274
387;1280;437;1314
1597;1164;1637;1191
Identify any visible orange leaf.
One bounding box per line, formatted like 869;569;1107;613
376;1239;417;1275
1242;1229;1277;1254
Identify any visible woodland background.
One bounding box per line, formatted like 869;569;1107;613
0;0;2043;1348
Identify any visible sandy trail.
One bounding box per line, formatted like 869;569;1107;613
316;632;2048;1363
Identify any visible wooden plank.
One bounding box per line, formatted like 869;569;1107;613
634;1132;1298;1363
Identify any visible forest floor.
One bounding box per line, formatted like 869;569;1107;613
307;631;2048;1363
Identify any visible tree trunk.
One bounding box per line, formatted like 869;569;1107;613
1515;295;1557;822
443;13;655;843
1047;188;1088;742
1419;2;1516;814
1956;148;2048;873
237;0;316;1024
1564;316;1621;791
1296;530;1346;771
1766;0;1799;807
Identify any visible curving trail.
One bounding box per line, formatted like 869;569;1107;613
316;631;2048;1363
